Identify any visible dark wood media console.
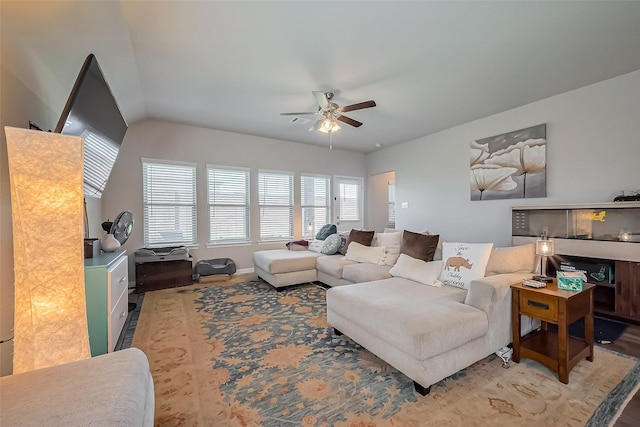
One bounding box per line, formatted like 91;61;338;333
135;258;193;293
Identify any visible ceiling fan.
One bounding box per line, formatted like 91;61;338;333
281;91;376;133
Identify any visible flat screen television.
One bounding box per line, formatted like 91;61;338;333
55;53;128;198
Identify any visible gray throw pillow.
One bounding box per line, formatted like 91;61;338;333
321;234;342;255
316;224;337;240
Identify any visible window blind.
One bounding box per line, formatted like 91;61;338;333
388;181;396;228
207;166;250;243
259;171;293;240
339;181;360;221
301;175;330;238
142;160;197;246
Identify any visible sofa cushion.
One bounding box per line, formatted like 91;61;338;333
485;244;536;276
375;231;403;265
316;224;337;240
340;229;375;255
308;240;324;253
252;249;322;274
342;263;392;283
345;242;386;265
400;230;439;262
0;348;154;427
326;279;485;360
316;255;357;278
321;234;343;255
439;242;493;289
389;254;443;287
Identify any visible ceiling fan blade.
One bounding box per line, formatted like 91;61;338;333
312;91;330;109
336;115;363;128
338;100;376;113
308;119;323;132
280;112;318;116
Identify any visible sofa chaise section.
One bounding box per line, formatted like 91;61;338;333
253;249;324;288
326;272;534;395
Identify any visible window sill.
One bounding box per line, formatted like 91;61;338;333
205;242;252;249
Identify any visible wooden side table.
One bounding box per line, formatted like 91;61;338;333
511;280;595;384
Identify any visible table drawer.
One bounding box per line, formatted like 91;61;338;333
109;256;129;312
520;291;558;322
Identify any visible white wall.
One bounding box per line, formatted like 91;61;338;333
367;171;395;232
366;71;640;247
101;119;367;276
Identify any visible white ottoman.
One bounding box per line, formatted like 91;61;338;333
252;249;323;288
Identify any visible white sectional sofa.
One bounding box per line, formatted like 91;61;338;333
0;348;154;426
252;230;539;395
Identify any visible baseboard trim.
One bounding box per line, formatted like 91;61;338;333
236;267;254;275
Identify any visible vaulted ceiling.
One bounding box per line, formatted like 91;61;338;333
2;1;640;152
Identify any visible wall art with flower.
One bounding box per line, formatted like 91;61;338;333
470;124;546;201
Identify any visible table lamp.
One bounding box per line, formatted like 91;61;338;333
533;233;555;283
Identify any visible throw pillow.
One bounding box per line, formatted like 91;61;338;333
375;231;403;266
439;242;494;289
389;254;444;287
344;242;386;265
340;229;375;255
321;233;343;255
315;224;337;240
485;244;536;276
400;230;440;262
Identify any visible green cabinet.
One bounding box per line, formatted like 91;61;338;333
84;250;129;356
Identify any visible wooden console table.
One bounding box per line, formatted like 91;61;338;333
511;280;595;384
135;258;193;293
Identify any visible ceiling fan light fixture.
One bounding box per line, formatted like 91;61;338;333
318;118;340;133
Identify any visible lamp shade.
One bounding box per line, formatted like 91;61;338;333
5;127;90;374
536;239;555;257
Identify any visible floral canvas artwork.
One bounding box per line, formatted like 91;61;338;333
470;124;546;201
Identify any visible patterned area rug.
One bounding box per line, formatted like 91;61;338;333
131;279;640;426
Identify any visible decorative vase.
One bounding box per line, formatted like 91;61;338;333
101;233;121;252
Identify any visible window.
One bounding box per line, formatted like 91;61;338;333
338;180;361;221
259;170;293;240
142;159;197;247
207;166;250;244
388;181;396;228
301;175;330;238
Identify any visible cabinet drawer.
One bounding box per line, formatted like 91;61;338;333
109;256;129;312
109;290;128;351
520;291;558;322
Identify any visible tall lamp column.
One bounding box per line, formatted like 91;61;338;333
5;127;90;373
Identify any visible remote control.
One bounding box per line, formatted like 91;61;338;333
523;279;547;288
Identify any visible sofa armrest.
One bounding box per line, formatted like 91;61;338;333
465;272;534;350
465;272;532;314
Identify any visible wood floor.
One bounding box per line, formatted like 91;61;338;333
606;322;640;427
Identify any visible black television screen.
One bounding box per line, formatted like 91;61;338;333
55;53;127;197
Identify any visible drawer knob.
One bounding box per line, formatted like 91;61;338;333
120;311;127;318
527;300;549;310
119;276;127;283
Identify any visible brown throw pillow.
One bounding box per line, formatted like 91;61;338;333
400;230;440;262
340;229;375;255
